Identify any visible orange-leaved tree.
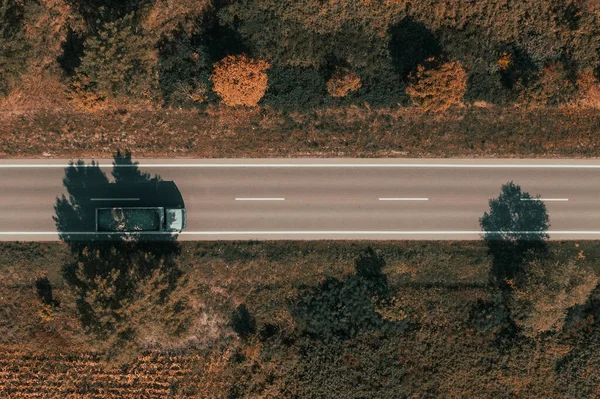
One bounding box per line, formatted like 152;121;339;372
406;58;467;112
211;54;270;107
327;67;362;97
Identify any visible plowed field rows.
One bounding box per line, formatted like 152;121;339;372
0;348;204;398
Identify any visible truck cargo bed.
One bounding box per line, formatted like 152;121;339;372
96;207;164;232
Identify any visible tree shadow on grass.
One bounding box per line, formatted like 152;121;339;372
388;17;442;80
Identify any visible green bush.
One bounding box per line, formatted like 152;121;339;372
263;66;329;111
291;248;401;338
73;13;157;102
157;32;210;106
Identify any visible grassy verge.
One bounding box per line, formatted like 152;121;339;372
1;241;598;398
2;106;600;158
0;241;491;350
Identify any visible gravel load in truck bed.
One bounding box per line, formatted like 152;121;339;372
97;208;162;232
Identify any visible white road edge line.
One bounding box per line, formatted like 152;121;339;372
4;163;600;168
520;198;569;201
379;198;429;201
235;198;285;201
2;231;600;235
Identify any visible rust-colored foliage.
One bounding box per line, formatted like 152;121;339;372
211;54;270;107
576;68;600;109
507;257;597;337
327;68;362;97
497;52;512;71
522;62;578;106
142;0;212;40
406;58;467;112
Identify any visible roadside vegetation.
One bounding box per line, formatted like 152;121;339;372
3;0;600;157
1;239;600;397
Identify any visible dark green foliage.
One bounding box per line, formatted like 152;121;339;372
293;277;384;338
0;0;30;95
468;296;515;345
280;335;409;398
263;67;329;111
74;13;156;100
6;240;600;396
203;21;249;64
5;0;600;110
69;0;152;29
355;65;408;107
217;5;327;69
156;32;209;106
63;241;181;334
230;304;256;339
292;248;400;339
555;287;600;397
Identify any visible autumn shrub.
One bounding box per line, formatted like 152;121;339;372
327;68;362;97
142;0;212;40
522;62;578;106
506;256;597;337
575;68;600;109
0;0;30;96
406;58;467;112
211;54;270;107
71;13;157;107
2;0;81;109
23;0;82;72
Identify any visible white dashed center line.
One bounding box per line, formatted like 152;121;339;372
378;198;429;201
235;198;285;201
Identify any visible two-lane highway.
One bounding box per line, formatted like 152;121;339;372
1;158;600;240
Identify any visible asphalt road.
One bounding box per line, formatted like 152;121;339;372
1;158;600;241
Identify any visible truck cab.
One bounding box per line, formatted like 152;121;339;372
166;208;186;232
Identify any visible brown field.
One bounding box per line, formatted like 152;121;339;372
0;348;209;398
1;241;599;397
